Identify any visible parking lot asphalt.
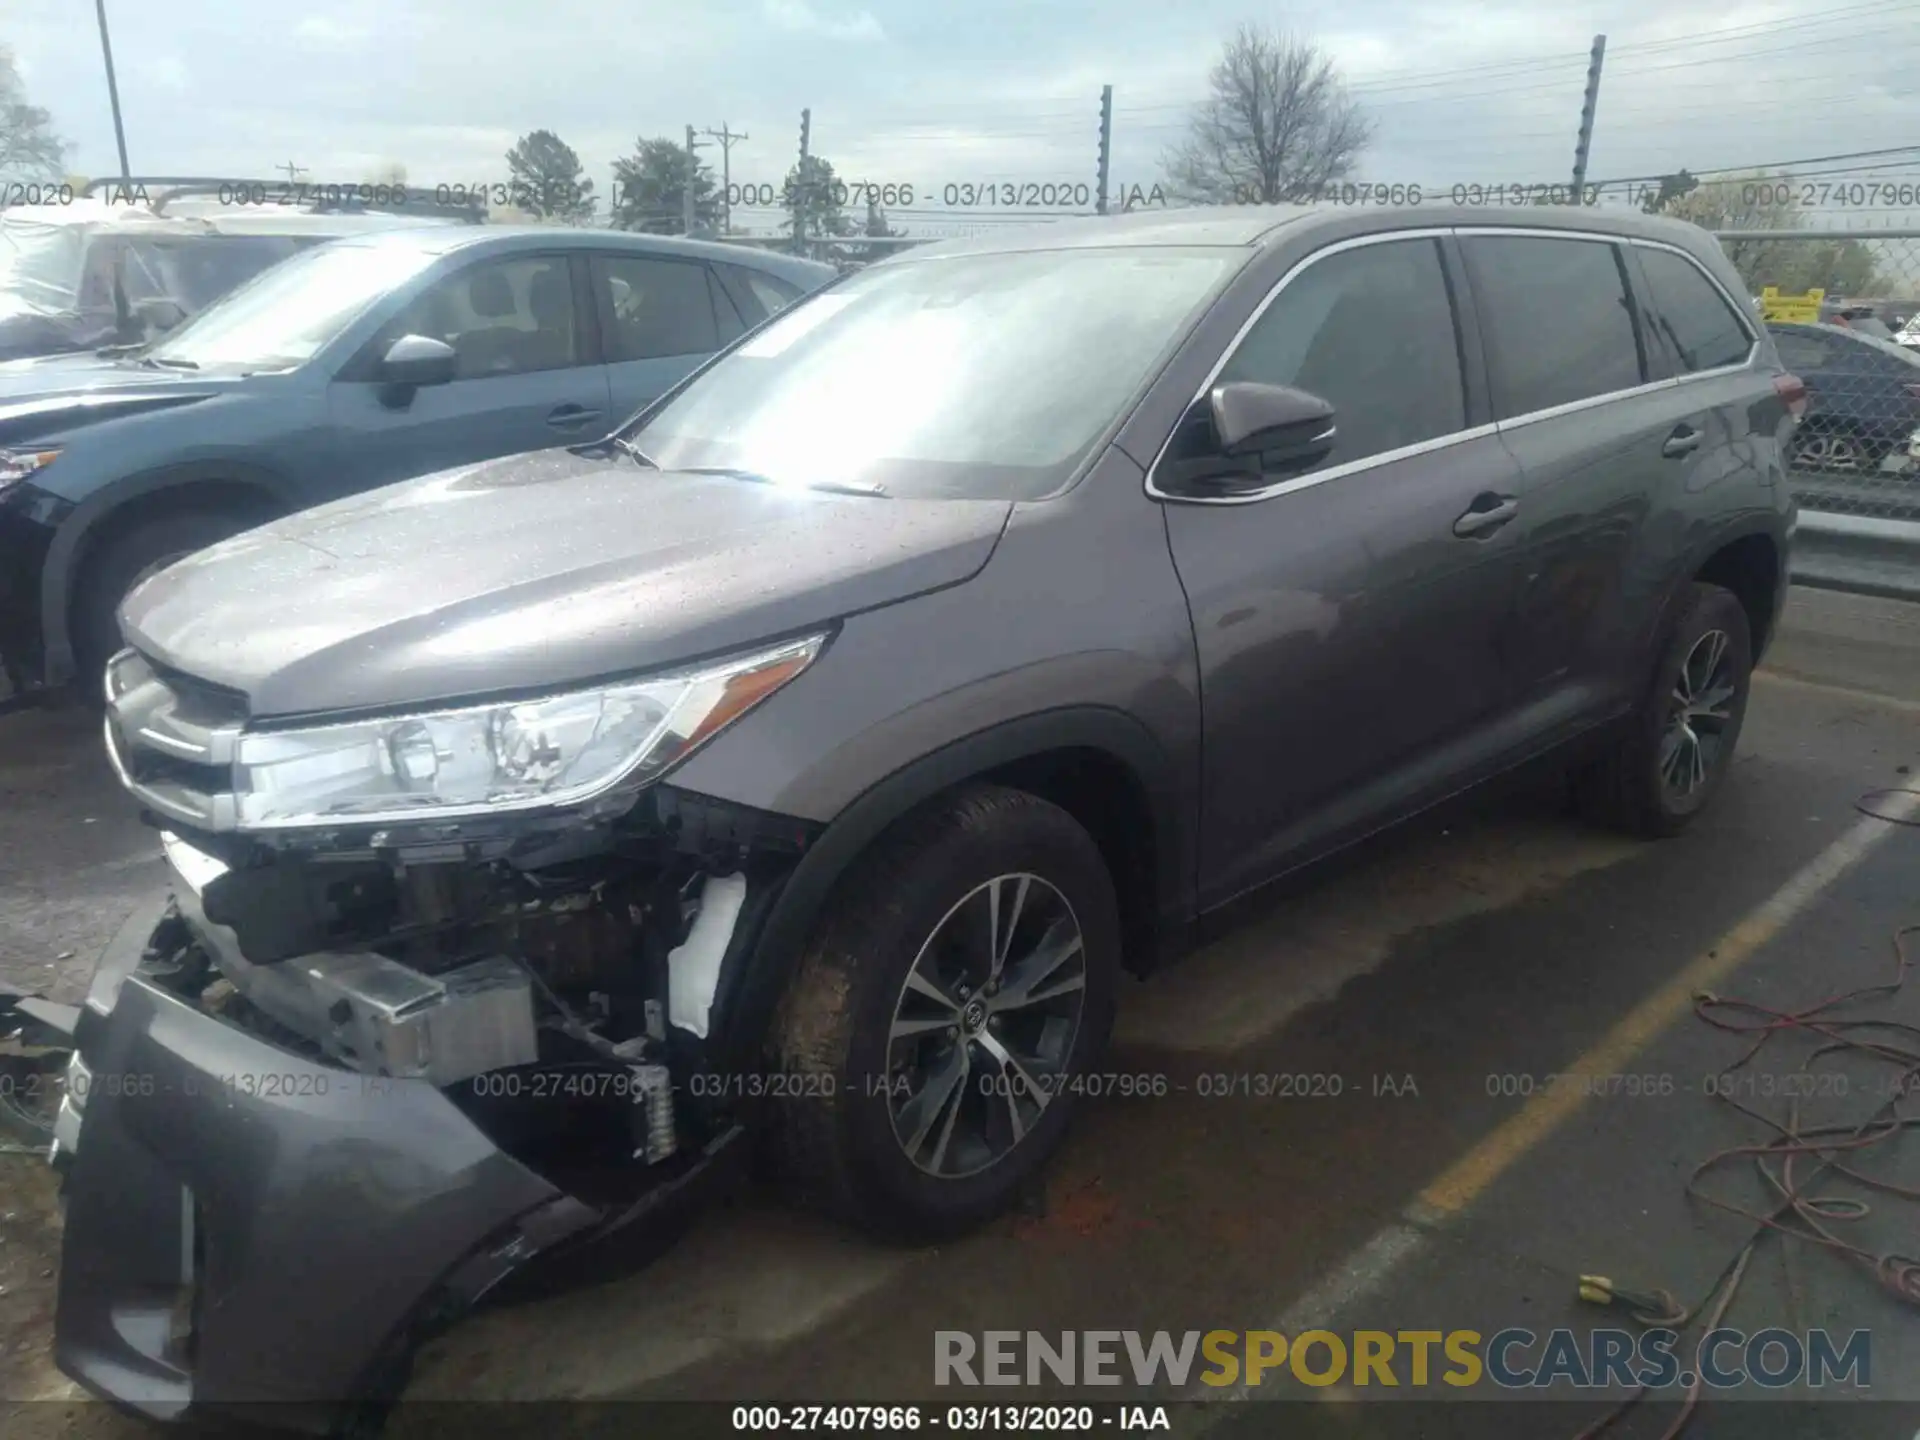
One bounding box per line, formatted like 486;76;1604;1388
2;586;1918;1438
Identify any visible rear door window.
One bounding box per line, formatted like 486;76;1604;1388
594;254;721;361
1635;247;1753;373
1462;235;1646;417
708;268;746;345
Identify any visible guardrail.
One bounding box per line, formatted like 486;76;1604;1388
1714;227;1920;601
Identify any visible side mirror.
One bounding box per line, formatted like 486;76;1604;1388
380;334;457;389
1212;381;1337;458
134;297;189;335
1157;382;1338;495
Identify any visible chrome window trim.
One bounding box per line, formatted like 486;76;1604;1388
1146;224;1763;507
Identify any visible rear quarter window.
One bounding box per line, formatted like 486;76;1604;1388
1635;247;1754;373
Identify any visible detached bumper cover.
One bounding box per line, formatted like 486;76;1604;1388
54;896;588;1424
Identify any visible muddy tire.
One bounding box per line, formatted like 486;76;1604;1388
1574;581;1753;838
72;512;257;702
765;784;1120;1239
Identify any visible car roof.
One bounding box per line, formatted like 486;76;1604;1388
0;198;457;240
0;199;207;236
318;224;837;284
873;202;1731;263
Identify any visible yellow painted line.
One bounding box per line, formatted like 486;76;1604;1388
1753;668;1920;715
1415;786;1920;1218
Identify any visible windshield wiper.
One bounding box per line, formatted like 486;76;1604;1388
137;355;199;371
679;466;887;497
610;436;659;468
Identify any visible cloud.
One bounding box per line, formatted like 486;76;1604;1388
139;56;190;92
5;0;1916;231
292;15;373;47
762;0;885;43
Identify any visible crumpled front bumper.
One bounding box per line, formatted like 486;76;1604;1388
53;892;598;1431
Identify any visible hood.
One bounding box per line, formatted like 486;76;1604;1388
122;449;1013;718
0;354;229;444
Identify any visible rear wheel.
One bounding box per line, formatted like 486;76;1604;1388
1574;582;1753;838
72;511;257;700
766;784;1120;1238
1789;426;1874;473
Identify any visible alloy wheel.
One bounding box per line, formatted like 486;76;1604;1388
1791;433;1862;472
885;873;1087;1179
1660;628;1738;799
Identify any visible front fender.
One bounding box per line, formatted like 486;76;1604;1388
38;460;294;684
703;706;1193;1076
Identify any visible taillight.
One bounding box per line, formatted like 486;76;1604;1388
1773;373;1808;420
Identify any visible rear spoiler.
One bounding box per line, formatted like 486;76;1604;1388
81;177;487;224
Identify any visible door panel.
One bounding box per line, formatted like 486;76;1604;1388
1167;435;1528;909
1461;233;1669;719
325;251;610;494
590;254;727;417
1157;235;1528;911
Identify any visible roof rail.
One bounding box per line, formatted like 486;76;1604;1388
80;176;487;223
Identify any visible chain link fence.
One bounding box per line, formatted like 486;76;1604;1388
1712;228;1920;600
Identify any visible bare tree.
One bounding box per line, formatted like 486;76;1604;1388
0;48;67;182
1162;25;1372;206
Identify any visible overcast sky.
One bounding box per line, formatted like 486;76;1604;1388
7;0;1918;233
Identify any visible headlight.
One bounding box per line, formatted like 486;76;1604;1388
231;633;826;829
0;447;60;491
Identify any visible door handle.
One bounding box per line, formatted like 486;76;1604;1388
1452;493;1520;538
545;404;604;430
1662;425;1702;458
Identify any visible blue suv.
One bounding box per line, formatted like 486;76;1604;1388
0;226;834;694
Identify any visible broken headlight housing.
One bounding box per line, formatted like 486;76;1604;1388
230;633;825;830
0;447;61;493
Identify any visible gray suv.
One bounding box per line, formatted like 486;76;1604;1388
52;204;1798;1426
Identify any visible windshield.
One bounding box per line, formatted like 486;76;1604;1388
142;235;310;310
146;240;440;371
0;220;86;311
630;248;1241;500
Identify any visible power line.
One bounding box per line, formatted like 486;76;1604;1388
1097;0;1916;113
1590;144;1920;187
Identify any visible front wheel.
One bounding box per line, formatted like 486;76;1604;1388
1574;581;1753;838
71;511;257;700
766;784;1120;1238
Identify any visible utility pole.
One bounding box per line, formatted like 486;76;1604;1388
1096;85;1113;216
683;124;707;234
1570;35;1607;203
93;0;131;179
704;124;748;234
795;108;812;254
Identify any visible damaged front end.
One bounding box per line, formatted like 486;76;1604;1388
55;642;827;1430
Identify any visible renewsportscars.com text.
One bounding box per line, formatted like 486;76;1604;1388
934;1328;1871;1390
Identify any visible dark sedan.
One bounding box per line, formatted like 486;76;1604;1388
1767;321;1920;473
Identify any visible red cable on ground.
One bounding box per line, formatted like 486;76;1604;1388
1565;850;1920;1438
